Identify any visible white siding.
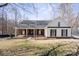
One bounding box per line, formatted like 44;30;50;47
44;28;48;37
57;28;61;37
45;28;71;37
68;28;71;37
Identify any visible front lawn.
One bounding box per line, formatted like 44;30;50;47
0;38;79;56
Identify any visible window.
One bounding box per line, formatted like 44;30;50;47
50;29;56;37
61;29;68;37
58;22;60;27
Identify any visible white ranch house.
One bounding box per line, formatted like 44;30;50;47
15;17;72;38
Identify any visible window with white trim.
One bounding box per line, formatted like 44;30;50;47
61;29;68;37
50;29;56;37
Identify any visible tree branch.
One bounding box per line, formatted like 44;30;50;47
0;3;8;7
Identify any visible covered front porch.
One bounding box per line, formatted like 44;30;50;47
15;28;45;37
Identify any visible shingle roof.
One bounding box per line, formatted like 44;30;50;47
16;17;71;29
16;20;50;29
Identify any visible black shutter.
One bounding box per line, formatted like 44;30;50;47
61;29;63;36
66;29;68;37
50;29;52;37
55;29;56;36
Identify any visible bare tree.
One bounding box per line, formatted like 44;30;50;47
1;7;4;35
48;3;55;19
0;3;8;7
58;3;74;36
75;12;79;30
13;3;33;15
9;6;18;37
5;11;8;35
31;4;38;38
59;3;73;20
0;3;8;36
0;7;9;35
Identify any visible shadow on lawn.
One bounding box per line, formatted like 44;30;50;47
35;42;79;56
0;41;78;56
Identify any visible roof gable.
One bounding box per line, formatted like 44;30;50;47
47;18;71;27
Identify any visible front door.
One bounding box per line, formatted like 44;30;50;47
50;29;56;37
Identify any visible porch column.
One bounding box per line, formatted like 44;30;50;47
34;29;36;37
44;28;47;37
15;28;17;37
26;29;27;37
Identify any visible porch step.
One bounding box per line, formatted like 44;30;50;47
27;37;33;40
17;35;25;38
